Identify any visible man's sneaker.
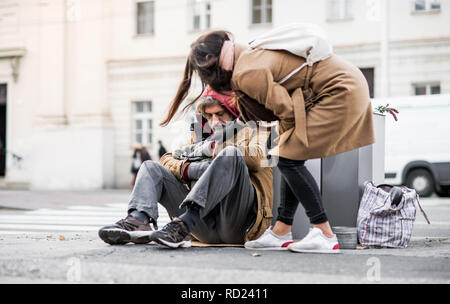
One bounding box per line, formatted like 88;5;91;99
288;228;340;254
244;227;294;250
150;218;192;249
98;215;156;245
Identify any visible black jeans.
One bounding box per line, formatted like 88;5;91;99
276;157;328;225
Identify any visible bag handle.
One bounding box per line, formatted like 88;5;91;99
371;182;431;223
415;193;431;224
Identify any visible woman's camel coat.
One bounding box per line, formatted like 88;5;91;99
231;44;375;160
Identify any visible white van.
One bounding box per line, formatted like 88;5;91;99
375;94;450;197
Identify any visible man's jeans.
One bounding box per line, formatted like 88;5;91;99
128;146;256;244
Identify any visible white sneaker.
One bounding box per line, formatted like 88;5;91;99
244;228;294;250
288;228;340;254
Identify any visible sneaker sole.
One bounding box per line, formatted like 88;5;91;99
129;231;154;244
288;248;341;254
153;237;192;249
244;246;289;251
98;228;131;245
99;229;154;245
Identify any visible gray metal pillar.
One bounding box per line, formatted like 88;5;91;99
322;113;385;227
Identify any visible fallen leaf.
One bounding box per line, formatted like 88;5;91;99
252;253;261;257
59;236;65;241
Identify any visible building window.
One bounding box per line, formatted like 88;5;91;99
136;0;154;35
412;0;441;12
251;0;272;25
327;0;353;21
412;83;441;95
132;101;153;147
190;0;211;31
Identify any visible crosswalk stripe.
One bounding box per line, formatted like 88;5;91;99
0;203;170;234
0;224;103;231
67;205;127;211
0;216;170;225
26;210;126;217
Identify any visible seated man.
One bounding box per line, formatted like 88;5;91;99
99;88;273;248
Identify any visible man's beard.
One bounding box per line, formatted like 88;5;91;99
211;122;226;132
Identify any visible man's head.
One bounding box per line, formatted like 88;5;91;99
196;88;239;131
197;96;234;130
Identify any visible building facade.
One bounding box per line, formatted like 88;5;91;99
0;0;449;189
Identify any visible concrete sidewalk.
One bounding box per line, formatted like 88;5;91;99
0;232;449;284
0;190;449;283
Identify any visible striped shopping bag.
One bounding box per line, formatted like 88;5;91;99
357;182;430;248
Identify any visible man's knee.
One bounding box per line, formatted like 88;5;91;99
215;146;245;165
142;160;163;173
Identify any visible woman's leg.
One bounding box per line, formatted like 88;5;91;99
274;157;334;238
130;172;137;189
271;176;298;236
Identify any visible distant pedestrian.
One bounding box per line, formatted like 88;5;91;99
130;143;151;188
157;140;167;158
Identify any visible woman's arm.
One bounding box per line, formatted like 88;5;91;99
233;68;295;133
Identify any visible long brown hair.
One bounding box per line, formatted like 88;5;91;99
160;30;233;127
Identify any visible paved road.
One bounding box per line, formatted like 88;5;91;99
0;191;449;284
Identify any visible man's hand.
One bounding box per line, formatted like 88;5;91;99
182;140;215;161
173;144;196;160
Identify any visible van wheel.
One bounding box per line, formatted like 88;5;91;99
406;169;434;197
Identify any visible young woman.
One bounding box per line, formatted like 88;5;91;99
161;30;375;253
